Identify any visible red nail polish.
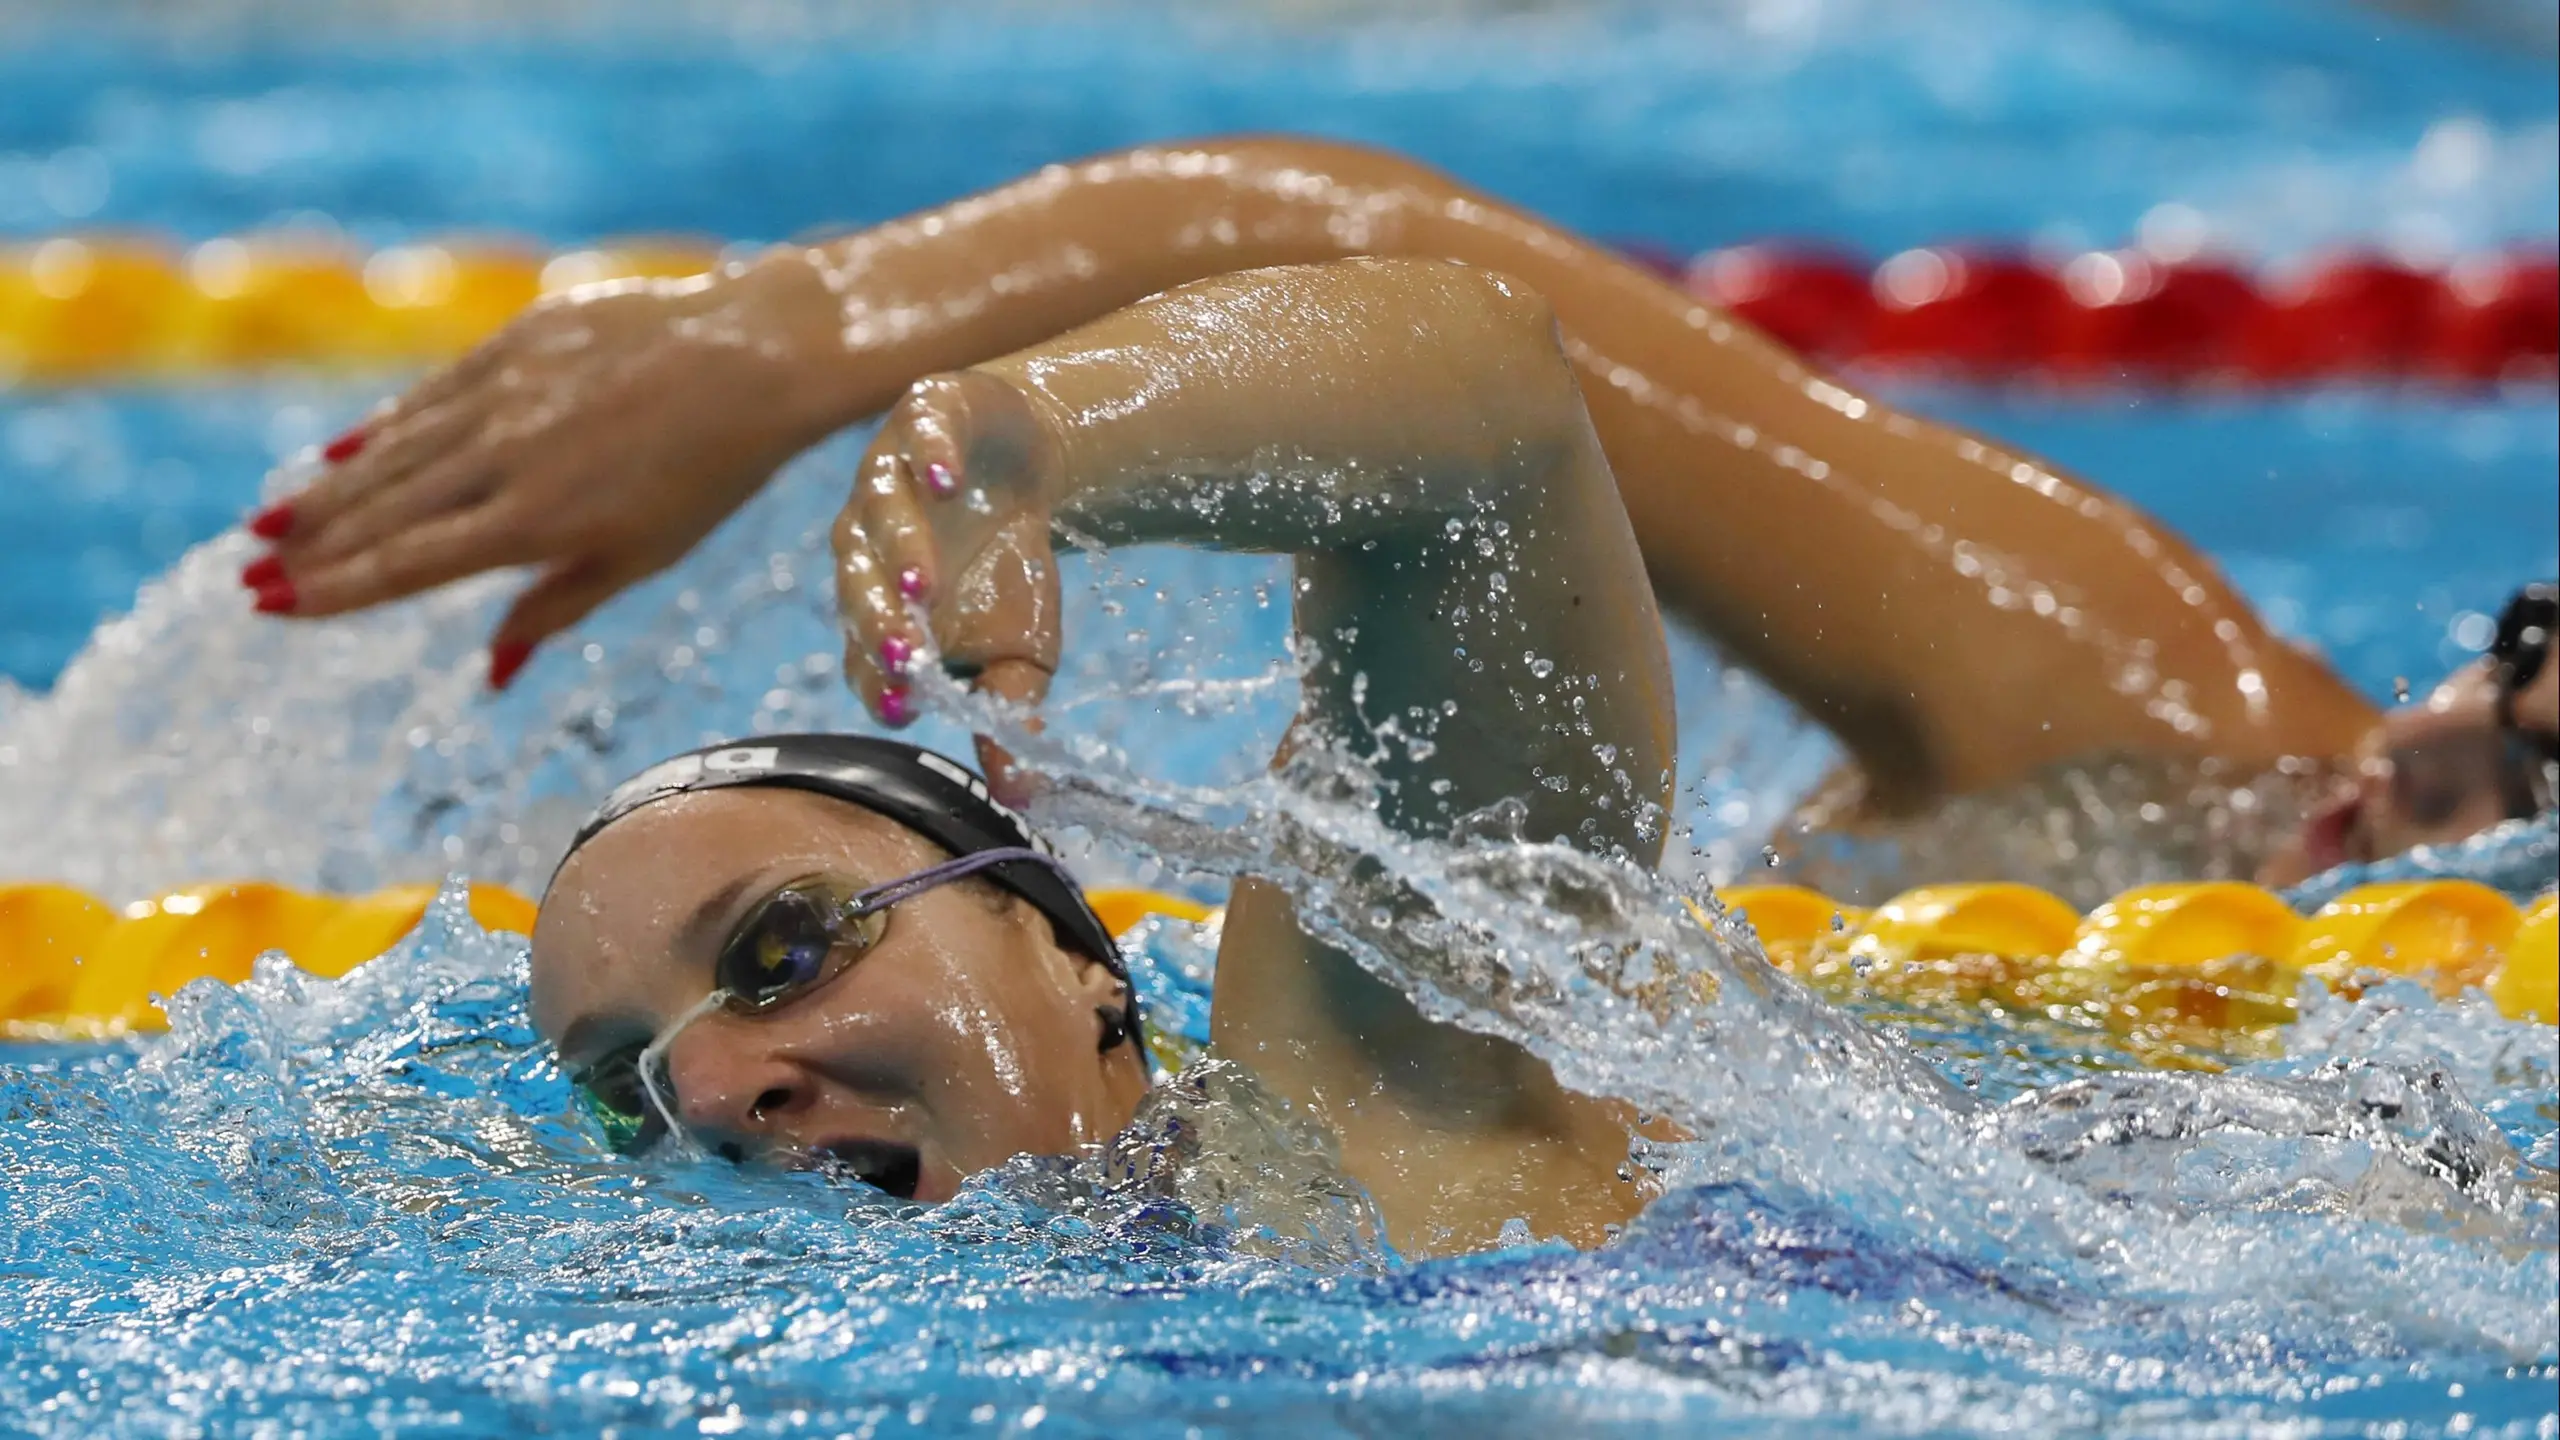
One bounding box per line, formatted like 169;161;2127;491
323;427;367;464
897;566;928;600
879;685;915;727
240;555;285;590
247;503;295;541
253;580;298;615
880;634;915;675
488;640;534;691
924;461;956;495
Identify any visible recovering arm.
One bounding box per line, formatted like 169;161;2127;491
831;258;1674;1255
260;134;2374;803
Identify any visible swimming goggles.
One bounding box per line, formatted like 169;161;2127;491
2391;582;2558;827
2488;581;2558;821
568;845;1084;1158
2487;582;2554;730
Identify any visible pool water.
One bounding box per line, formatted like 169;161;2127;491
3;1;2556;1435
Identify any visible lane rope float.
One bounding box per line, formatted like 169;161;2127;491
3;878;2548;1053
3;232;2551;387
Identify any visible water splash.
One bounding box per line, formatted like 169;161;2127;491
3;435;2555;1433
2283;811;2560;911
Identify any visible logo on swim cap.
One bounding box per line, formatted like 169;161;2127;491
598;745;780;818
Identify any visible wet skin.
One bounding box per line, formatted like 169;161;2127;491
533;787;1151;1204
239;135;2539;878
2256;654;2559;889
246;136;2553;1241
247;135;2372;809
541;259;1673;1255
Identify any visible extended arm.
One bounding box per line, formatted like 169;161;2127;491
261;134;2375;801
832;258;1673;1254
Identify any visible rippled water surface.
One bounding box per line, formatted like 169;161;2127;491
4;1;2558;1436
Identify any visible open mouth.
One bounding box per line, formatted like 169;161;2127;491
810;1139;923;1200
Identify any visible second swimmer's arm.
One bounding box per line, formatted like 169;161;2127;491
756;136;2374;801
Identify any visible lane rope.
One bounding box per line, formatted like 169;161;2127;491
4;879;2547;1056
3;232;2551;386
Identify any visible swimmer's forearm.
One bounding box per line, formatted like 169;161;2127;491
972;260;1584;549
744;136;1644;443
956;257;1674;852
745;134;2373;800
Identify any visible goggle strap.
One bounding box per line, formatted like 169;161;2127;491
844;846;1077;926
635;987;732;1153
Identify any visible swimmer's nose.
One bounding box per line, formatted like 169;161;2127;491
658;1022;810;1154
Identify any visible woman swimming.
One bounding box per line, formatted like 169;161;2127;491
531;258;1673;1255
233;136;2555;903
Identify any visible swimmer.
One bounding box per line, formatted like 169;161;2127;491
238;135;2555;902
531;259;1673;1255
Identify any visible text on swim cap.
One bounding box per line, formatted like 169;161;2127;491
599;746;780;815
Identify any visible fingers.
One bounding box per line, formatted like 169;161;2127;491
856;448;939;611
285;507;539;619
833;373;1063;734
281;399;483;538
834;494;919;725
249;341;503;537
274;451;497;576
484;561;630;690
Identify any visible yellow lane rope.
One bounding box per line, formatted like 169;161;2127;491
1;233;722;383
4;877;2547;1048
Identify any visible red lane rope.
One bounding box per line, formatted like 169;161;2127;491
1621;242;2559;387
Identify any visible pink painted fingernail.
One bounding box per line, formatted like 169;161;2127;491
322;427;367;465
897;566;928;600
253;580;299;615
923;461;956;495
246;503;295;541
240;555;285;590
878;685;915;727
879;634;915;675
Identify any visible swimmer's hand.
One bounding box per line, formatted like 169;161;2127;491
833;371;1066;795
241;261;847;684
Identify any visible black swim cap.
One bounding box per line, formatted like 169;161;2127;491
561;734;1128;985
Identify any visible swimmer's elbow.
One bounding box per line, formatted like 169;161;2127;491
1444;267;1591;467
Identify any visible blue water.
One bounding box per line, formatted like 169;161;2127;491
3;3;2557;1436
3;0;2554;694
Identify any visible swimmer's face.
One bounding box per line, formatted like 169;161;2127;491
2257;654;2558;888
530;788;1150;1201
